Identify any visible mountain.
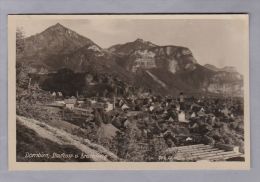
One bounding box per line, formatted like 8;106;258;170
18;23;133;82
221;66;238;73
17;23;98;72
204;64;238;73
109;39;243;96
110;40;197;73
17;23;243;97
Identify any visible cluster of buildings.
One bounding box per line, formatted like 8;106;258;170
47;89;243;158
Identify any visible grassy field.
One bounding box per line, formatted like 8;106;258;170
17;122;92;162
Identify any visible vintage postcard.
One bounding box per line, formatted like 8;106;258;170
8;14;250;170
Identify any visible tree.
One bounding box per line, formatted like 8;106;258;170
16;62;29;89
41;68;87;96
16;27;25;55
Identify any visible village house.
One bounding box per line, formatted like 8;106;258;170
105;102;114;112
73;107;93;116
64;97;77;109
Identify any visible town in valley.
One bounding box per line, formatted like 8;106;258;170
16;21;246;162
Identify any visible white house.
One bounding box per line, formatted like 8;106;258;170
64;98;77;109
178;111;189;123
105;102;114;112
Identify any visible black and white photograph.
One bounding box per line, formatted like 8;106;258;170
8;15;250;170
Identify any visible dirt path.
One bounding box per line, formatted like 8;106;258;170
17;115;119;162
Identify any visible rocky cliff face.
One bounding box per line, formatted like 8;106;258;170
110;41;197;74
108;38;157;55
151;46;197;73
110;39;243;96
203;64;243;96
205;71;243;96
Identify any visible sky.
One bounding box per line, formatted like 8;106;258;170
15;16;248;74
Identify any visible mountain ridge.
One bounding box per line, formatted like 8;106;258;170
17;23;243;96
204;64;239;73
